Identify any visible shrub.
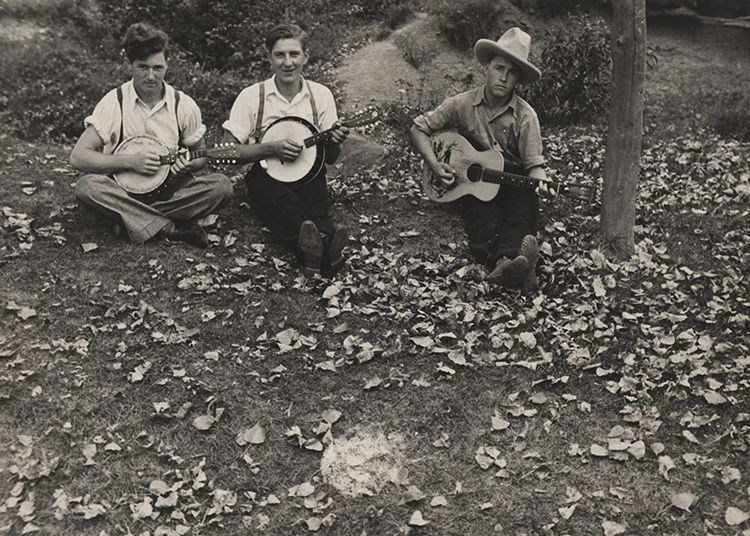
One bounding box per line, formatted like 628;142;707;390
510;0;588;17
0;38;251;143
167;55;251;138
393;33;434;68
95;0;403;71
0;39;122;141
384;3;415;29
433;0;507;49
380;77;444;135
522;14;612;126
704;89;750;141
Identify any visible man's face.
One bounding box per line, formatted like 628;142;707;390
129;52;167;100
485;55;520;102
270;38;307;85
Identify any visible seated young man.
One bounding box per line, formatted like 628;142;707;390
410;27;554;292
222;23;350;277
70;23;233;248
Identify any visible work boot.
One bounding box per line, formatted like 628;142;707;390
327;226;349;275
486;255;529;288
519;235;540;293
299;220;324;278
163;222;209;249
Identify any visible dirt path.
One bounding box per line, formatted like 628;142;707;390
335;13;474;115
336;11;750;127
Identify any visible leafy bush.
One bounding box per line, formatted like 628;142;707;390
380;77;445;135
167;55;251;139
384;3;415;28
0;39;122;141
433;0;508;49
393;33;434;68
510;0;588;17
0;37;252;143
704;89;750;141
95;0;400;71
522;15;612;126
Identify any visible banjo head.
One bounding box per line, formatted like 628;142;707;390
261;116;322;184
113;135;171;194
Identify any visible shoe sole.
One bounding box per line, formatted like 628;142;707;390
299;221;324;277
487;256;529;287
328;227;349;271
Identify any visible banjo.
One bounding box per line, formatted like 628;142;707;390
258;109;377;184
423;131;593;203
113;135;239;202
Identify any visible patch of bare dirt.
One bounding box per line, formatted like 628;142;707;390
336;13;477;115
320;427;407;497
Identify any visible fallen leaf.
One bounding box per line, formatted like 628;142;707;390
236;423;266;445
658;455;676;481
408;510;429;527
559;504;576;520
726;506;750;525
430;495;448;507
602;520;627;536
192;415;215;431
671;492;697;512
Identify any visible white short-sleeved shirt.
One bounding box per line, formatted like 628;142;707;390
84;80;206;154
222;76;338;144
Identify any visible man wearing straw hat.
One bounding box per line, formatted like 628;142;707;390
410;27;552;293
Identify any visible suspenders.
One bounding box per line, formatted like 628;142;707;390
115;84;182;147
253;79;319;142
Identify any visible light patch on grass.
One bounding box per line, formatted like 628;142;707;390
321;427;407;497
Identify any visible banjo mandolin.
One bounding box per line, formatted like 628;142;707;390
113;135;239;202
422;131;593;203
258;109;378;184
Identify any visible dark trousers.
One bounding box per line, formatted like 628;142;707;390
245;163;335;256
458;184;538;268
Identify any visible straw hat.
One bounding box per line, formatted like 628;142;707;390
474;27;541;84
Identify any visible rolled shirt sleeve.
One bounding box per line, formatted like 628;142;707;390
222;86;258;144
315;85;338;131
413;96;459;135
84;90;121;152
178;93;207;148
517;108;545;170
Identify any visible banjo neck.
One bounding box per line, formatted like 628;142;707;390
158;149;207;165
302;111;377;148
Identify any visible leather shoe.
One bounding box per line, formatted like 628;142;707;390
299;220;324;277
486;255;529;287
164;223;209;249
328;226;349;274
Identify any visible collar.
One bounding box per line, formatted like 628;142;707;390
473;86;518;119
266;75;309;102
124;79;173;113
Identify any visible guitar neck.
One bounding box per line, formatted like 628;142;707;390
481;168;556;189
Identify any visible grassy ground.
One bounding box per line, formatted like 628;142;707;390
2;119;749;535
2;8;750;536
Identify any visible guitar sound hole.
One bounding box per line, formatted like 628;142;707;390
467;163;483;182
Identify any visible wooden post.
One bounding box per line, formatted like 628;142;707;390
601;0;646;258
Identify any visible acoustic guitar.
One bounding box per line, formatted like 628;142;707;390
422;131;593;203
113;134;239;202
259;109;377;184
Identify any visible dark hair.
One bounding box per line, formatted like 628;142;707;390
265;23;308;51
122;23;169;62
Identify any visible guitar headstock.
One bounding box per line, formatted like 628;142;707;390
208;142;240;164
